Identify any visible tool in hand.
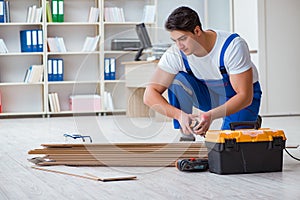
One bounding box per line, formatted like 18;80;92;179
176;158;209;172
179;120;200;141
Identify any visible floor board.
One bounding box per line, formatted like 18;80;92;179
0;115;300;199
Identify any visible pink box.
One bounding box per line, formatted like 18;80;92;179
69;95;101;111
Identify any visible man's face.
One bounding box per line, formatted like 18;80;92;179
170;30;199;55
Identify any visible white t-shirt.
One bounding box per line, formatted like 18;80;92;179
158;30;259;83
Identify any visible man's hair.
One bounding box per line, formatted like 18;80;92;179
165;6;202;33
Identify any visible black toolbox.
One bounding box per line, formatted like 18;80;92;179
205;128;286;174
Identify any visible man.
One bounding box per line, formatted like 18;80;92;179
144;6;262;140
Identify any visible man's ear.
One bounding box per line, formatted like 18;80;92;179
194;26;202;36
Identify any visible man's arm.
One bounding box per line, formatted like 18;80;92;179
143;67;177;118
194;68;254;134
144;68;195;133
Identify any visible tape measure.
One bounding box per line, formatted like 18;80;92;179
176;158;209;172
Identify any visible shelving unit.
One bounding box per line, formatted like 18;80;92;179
0;0;158;117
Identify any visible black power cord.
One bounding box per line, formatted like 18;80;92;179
285;146;300;161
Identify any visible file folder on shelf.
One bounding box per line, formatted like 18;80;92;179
48;58;64;81
37;29;43;52
52;59;58;81
104;58;110;80
58;0;64;22
31;30;38;52
51;0;58;22
57;58;64;81
104;58;116;80
110;58;116;80
20;30;32;52
0;0;4;23
47;59;53;81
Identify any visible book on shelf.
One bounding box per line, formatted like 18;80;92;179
104;7;125;22
82;35;100;52
46;1;52;22
20;29;44;52
88;7;99;23
142;5;156;23
0;38;8;53
52;0;64;22
104;57;116;80
48;58;64;81
47;37;67;52
48;92;61;112
103;91;114;111
0;0;10;23
26;5;42;23
24;65;44;83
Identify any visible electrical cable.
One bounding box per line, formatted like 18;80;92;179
285;148;300;161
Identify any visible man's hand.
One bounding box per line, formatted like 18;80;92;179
178;112;195;135
192;112;212;137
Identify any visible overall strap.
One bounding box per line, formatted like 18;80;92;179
180;50;194;75
219;33;240;75
180;33;240;77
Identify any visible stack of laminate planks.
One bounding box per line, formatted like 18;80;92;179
28;142;208;167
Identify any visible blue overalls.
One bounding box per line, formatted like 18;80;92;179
168;33;262;130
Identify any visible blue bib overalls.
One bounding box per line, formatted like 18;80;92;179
167;34;262;130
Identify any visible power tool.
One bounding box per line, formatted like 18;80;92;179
176;158;209;172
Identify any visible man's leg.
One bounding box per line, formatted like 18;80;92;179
222;98;261;130
222;82;262;130
167;72;212;140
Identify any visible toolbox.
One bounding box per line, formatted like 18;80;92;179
205;127;286;174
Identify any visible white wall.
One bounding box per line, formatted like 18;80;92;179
206;0;231;31
156;0;206;44
232;0;258;51
258;0;300;115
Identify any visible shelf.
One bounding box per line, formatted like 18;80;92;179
46;109;126;116
0;52;44;56
0;82;44;86
47;51;100;55
104;80;125;84
47;22;100;26
48;81;100;85
0;23;43;26
0;112;46;117
103;22;155;25
0;0;157;118
104;50;137;54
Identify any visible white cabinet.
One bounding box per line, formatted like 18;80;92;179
0;0;158;117
101;0;157;113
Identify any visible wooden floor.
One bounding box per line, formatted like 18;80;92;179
1;115;300;200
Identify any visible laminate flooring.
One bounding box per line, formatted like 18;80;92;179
0;115;300;200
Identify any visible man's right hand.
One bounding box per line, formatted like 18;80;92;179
178;112;197;135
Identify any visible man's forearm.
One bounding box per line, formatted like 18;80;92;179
144;87;182;120
209;93;252;120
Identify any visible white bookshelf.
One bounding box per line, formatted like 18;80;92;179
0;0;158;117
101;0;157;115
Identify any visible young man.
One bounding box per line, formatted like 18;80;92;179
144;6;262;140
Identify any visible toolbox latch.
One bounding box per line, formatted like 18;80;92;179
269;136;285;150
224;139;239;151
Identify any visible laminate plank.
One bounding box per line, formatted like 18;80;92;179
0;116;300;199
